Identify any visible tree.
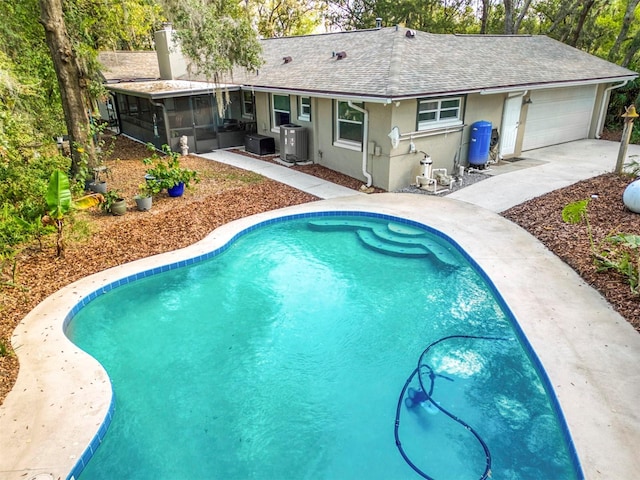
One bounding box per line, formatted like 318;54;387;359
323;0;378;30
608;0;639;60
568;0;598;47
504;0;514;33
39;0;95;177
36;0;262;175
160;0;262;115
480;0;490;33
609;0;640;64
63;0;164;51
0;0;65;140
247;0;325;38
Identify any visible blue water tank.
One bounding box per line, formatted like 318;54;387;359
468;120;492;166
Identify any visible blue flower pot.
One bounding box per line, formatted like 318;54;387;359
168;182;185;197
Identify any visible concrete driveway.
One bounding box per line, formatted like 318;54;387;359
448;139;640;212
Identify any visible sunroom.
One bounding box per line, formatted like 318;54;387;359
106;80;256;154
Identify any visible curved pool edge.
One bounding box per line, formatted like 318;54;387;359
1;193;639;479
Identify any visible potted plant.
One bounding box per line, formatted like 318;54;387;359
143;143;199;198
102;189;127;216
88;165;109;194
134;178;161;211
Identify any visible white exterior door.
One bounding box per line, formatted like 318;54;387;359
522;85;597;151
500;95;521;158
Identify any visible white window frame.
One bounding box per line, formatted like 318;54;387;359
298;96;311;122
241;90;254;119
271;94;291;131
333;100;363;150
417;96;463;131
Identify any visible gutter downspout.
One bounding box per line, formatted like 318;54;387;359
596;80;629;138
150;99;171;148
348;101;373;187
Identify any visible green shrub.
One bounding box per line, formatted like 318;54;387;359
562;199;639;295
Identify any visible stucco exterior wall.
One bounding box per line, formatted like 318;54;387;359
254;92;273;139
462;93;506;159
314;98;366;182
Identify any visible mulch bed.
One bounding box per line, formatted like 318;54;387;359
503;173;639;329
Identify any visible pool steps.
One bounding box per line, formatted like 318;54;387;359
308;219;459;268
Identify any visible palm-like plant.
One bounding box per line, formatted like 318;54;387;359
42;169;103;256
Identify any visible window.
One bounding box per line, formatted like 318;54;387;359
417;97;462;130
298;96;311;121
242;91;254;119
127;96;139;116
271;94;290;128
335;101;364;147
117;94;127;115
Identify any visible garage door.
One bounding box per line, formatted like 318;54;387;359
522;85;597;151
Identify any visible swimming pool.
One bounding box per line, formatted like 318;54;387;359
65;212;582;479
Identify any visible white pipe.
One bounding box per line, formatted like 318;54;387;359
595;80;629;138
348;101;373;187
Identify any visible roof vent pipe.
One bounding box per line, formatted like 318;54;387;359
406;29;416;38
375;18;382;29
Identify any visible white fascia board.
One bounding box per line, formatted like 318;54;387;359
478;75;638;95
247;86;393;104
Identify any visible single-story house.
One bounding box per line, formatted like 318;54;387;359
101;24;637;191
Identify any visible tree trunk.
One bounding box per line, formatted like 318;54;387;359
513;0;534;34
39;0;94;176
480;0;490;34
545;0;579;35
622;29;640;67
504;0;514;34
609;0;640;62
568;0;596;47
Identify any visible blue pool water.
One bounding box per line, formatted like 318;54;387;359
66;214;581;479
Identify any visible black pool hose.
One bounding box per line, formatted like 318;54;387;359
394;334;511;480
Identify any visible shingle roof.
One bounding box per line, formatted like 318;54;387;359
233;27;637;100
98;51;160;82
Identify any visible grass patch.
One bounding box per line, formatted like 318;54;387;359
214;171;264;184
0;339;11;357
66;218;94;244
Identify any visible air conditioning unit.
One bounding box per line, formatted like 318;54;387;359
279;124;308;163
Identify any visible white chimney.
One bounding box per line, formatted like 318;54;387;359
154;23;188;80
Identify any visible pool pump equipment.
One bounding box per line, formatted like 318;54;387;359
415;152;455;194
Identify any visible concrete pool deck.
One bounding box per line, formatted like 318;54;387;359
1;141;640;479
